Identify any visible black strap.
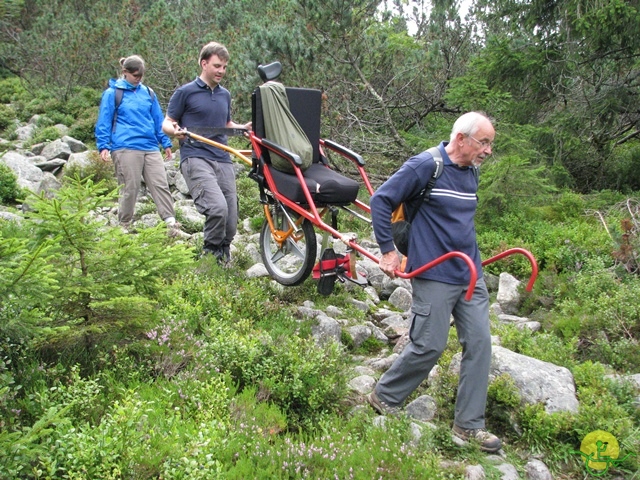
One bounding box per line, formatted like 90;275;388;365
112;88;124;134
406;147;444;223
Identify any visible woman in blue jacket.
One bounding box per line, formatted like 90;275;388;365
95;55;183;235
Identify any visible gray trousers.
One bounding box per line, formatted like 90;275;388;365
112;149;175;224
180;157;237;249
375;276;491;429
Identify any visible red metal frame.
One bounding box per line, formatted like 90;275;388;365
186;129;538;300
482;248;538;292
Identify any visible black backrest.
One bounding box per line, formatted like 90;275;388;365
252;86;322;164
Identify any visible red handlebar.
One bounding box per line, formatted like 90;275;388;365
395;251;478;301
481;248;538;292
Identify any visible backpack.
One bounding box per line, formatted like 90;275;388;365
390;147;444;256
111;86;156;133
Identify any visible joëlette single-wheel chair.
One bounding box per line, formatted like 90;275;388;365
182;62;538;298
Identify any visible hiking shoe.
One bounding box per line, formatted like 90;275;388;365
222;245;232;264
451;424;502;453
367;390;401;416
202;246;230;267
120;222;136;234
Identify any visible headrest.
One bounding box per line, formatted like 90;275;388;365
257;62;282;82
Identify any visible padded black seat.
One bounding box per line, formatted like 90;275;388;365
269;163;360;205
252;86;359;205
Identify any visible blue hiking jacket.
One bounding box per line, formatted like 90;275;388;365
95;78;172;152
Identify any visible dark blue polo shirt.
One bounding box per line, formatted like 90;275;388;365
167;77;232;164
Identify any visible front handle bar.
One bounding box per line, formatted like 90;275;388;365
481;248;538;292
394;251;478;301
182;130;252;167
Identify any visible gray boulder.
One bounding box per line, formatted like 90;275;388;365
1;151;44;191
525;459;554;480
388;286;412;311
497;272;521;314
311;315;342;345
405;394;437;422
490;346;578;413
37;172;62;198
15;123;36;141
41;139;72;161
65;151;94;171
61;136;87;153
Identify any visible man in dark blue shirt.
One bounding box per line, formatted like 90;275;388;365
163;42;251;264
368;112;502;453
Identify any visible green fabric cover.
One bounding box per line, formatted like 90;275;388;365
259;81;313;172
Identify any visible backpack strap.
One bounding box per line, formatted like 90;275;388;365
111;86;156;134
112;88;124;133
406;147;444;222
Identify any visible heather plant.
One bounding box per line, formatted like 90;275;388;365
549;261;640;370
216;412;455;479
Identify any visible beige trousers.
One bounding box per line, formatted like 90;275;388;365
112;149;175;224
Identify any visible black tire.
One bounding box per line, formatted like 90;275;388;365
260;208;317;286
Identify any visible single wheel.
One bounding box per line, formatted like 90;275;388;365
260;208;317;286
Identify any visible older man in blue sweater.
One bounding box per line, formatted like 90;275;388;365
369;112;501;453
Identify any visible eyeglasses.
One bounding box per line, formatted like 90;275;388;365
468;135;493;149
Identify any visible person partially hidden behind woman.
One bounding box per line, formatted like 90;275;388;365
95;55;188;238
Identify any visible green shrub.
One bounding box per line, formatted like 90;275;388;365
0;77;28;104
354;335;386;355
236;174;263;221
496;324;577;369
62;150;116;190
551;264;640;370
486;373;522;438
64;87;102;118
68;106;99;144
2;178;193;355
0;104;17;132
0;163;21;204
201;326;346;427
29;126;62;145
41;383;228;479
517;404;577;459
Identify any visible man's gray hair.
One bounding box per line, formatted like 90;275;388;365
450;112;492;142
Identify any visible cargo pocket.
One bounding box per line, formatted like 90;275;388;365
181;161;207;215
111;152;124;185
408;301;432;348
189;182;207;215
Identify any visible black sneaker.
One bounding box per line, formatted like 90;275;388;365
451;424;502;452
202;246;223;260
222;245;231;263
367;390;401;416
